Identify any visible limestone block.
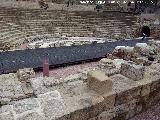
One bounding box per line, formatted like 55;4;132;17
110;74;141;105
40;98;70;120
87;70;113;94
120;62;145;81
17;68;35;82
13;98;39;115
66;93;105;120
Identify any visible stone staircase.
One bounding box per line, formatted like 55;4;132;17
0;7;139;50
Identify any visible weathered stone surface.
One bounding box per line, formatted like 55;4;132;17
99;58;116;69
112;46;135;60
134;57;152;66
16;112;45;120
40;98;70;120
98;111;115;120
38;90;61;101
30;77;51;95
0;105;14;120
21;82;33;96
102;92;116;111
112;59;126;69
98;59;120;76
78;67;96;80
0;73;28;103
64;73;81;83
87;70;113;94
17;68;35;82
43;77;62;87
0;112;14;120
0;105;13;113
120;61;145;81
109;74;140;105
66;92;105;120
13;98;39;115
134;43;154;56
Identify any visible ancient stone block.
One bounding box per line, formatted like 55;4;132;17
17;68;35;82
13;98;39;115
67;93;105;120
40;98;70;120
87;70;113;94
120;62;145;81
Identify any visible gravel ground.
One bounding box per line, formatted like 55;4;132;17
36;62;98;79
130;102;160;120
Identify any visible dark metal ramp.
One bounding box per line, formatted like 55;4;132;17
0;39;148;74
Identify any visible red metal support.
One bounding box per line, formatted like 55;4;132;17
43;59;49;77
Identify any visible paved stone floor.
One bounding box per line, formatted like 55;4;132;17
130;102;160;120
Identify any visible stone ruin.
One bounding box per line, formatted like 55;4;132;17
1;39;160;120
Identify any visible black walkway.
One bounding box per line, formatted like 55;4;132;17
0;38;148;74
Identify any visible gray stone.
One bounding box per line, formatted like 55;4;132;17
41;99;69;120
120;61;145;81
13;98;39;115
38;90;61;101
30;77;51;95
0;105;14;120
16;112;45;120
